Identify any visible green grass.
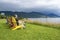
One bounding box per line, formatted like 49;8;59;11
0;19;60;40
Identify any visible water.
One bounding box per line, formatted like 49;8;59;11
28;18;60;24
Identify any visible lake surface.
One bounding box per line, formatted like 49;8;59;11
28;18;60;24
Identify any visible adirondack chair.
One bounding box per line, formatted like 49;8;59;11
8;16;24;30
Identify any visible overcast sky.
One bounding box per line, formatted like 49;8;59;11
0;0;60;15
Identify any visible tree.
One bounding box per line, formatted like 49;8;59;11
0;13;6;19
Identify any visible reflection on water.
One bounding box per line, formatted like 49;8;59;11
28;18;60;24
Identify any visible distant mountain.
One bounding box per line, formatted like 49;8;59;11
47;13;59;17
0;11;60;18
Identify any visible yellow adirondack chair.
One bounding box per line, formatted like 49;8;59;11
9;16;23;30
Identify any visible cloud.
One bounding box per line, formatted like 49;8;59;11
0;0;60;13
0;0;60;8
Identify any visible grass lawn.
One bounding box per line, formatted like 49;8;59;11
0;19;60;40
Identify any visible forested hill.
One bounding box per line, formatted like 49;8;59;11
0;11;59;18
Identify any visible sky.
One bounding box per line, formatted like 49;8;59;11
0;0;60;15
